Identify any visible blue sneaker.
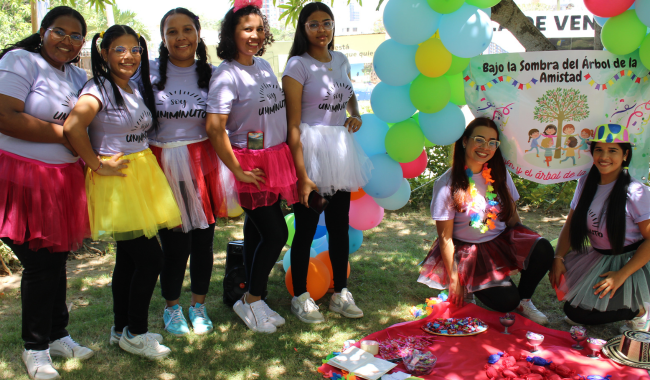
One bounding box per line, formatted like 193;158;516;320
163;304;190;336
189;303;213;335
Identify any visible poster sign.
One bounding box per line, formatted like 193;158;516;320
464;50;650;184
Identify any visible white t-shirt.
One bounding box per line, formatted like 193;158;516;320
431;168;520;243
148;59;217;144
206;57;287;149
80;79;153;156
570;175;650;249
282;51;354;127
0;50;87;164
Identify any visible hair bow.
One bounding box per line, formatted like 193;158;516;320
99;31;105;38
234;0;263;12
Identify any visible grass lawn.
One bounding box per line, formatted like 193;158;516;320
0;207;628;380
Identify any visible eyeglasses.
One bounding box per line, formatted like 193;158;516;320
471;136;500;150
110;46;144;56
305;20;334;32
47;28;84;46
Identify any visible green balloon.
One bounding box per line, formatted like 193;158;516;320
427;0;464;14
424;138;435;147
447;73;466;106
602;10;646;56
466;0;501;7
446;54;471;76
410;75;450;114
412;112;420;124
640;34;650;71
384;119;425;163
284;213;295;246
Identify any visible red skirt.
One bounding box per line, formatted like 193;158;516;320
233;143;299;210
417;224;541;292
0;150;89;252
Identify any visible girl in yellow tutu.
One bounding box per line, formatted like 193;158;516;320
63;25;181;360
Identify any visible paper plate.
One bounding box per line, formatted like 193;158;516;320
421;322;488;336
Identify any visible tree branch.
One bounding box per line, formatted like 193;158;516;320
491;0;556;52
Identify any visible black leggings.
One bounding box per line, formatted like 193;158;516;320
291;191;351;294
3;238;70;350
159;223;215;301
112;236;163;335
564;303;639;325
474;238;554;312
242;200;288;297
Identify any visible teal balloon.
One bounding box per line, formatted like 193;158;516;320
481;7;491;17
355;114;389;156
637;0;650;27
283;247;318;271
313;224;327;240
374;39;419;86
594;15;609;26
384;0;442;45
371;83;416;123
419;102;465;146
362;154;403;199
439;4;493;58
349;226;363;254
311;235;329;253
374;179;411;210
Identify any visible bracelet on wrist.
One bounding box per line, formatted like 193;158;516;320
350;115;361;121
553;256;565;262
93;161;103;172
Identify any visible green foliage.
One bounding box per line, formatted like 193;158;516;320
533;88;590;124
512;175;577;210
270;25;295;41
407;145;452;207
0;0;32;50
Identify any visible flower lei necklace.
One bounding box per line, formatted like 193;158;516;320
465;163;500;233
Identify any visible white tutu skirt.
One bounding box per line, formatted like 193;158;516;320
559;247;650;312
300;123;373;195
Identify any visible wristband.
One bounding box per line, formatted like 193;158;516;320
93;161;103;172
553;256;565;262
350;115;361;121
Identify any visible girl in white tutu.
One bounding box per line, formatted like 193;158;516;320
551;123;650;332
283;2;372;323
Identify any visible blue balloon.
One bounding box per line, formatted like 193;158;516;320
362;154;403;199
373;39;419;86
355;114;389;156
374;179;411;210
439;5;493;58
594;15;608;26
349;226;363;254
283;248;317;272
637;0;650;27
384;0;441;45
313;224;327;240
371;83;416;123
481;7;491;18
419;102;465;146
317;212;326;226
311;235;329;253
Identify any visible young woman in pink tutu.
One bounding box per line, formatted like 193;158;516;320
418;118;553;325
206;0;298;334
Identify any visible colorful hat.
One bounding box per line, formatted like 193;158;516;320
602;330;650;369
590;123;635;146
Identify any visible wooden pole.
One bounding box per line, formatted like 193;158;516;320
31;1;38;34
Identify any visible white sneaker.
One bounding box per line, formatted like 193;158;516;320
22;349;60;380
118;328;171;360
49;335;94;360
620;302;650;334
516;299;549;325
292;292;325;324
233;298;276;333
261;302;286;327
329;288;363;318
110;326;162;345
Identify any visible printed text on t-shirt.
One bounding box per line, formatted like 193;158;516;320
319;82;353;113
258;83;285;116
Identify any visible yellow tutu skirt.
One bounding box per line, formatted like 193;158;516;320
85;149;182;241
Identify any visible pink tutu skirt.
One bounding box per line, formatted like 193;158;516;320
418;224;541;292
233;142;299;210
0;149;89;252
151;139;228;231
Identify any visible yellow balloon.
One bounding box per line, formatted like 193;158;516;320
228;204;244;218
415;38;452;78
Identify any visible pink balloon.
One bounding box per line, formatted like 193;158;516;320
585;0;634;17
349;194;384;231
400;150;428;179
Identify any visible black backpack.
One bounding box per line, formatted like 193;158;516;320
223;241;247;306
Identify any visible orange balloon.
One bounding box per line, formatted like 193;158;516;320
285;257;331;300
315;251;351;289
350;188;366;201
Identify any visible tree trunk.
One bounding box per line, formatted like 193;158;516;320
491;0;557;52
594;23;603;50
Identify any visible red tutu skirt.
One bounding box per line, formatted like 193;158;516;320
417;224;541;292
150;139;228;229
233;142;299;210
0;150;89;252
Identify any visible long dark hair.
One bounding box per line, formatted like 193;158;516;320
287;2;335;60
216;5;274;61
156;8;211;90
0;6;86;63
449;117;515;222
570;142;632;255
88;25;157;130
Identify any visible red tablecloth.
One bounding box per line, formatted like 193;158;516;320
318;303;649;379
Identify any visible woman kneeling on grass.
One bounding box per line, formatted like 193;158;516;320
550;124;650;333
418;117;554;324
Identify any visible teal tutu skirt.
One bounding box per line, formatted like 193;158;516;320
559;246;650;312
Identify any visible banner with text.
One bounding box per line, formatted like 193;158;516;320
464;50;650;184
